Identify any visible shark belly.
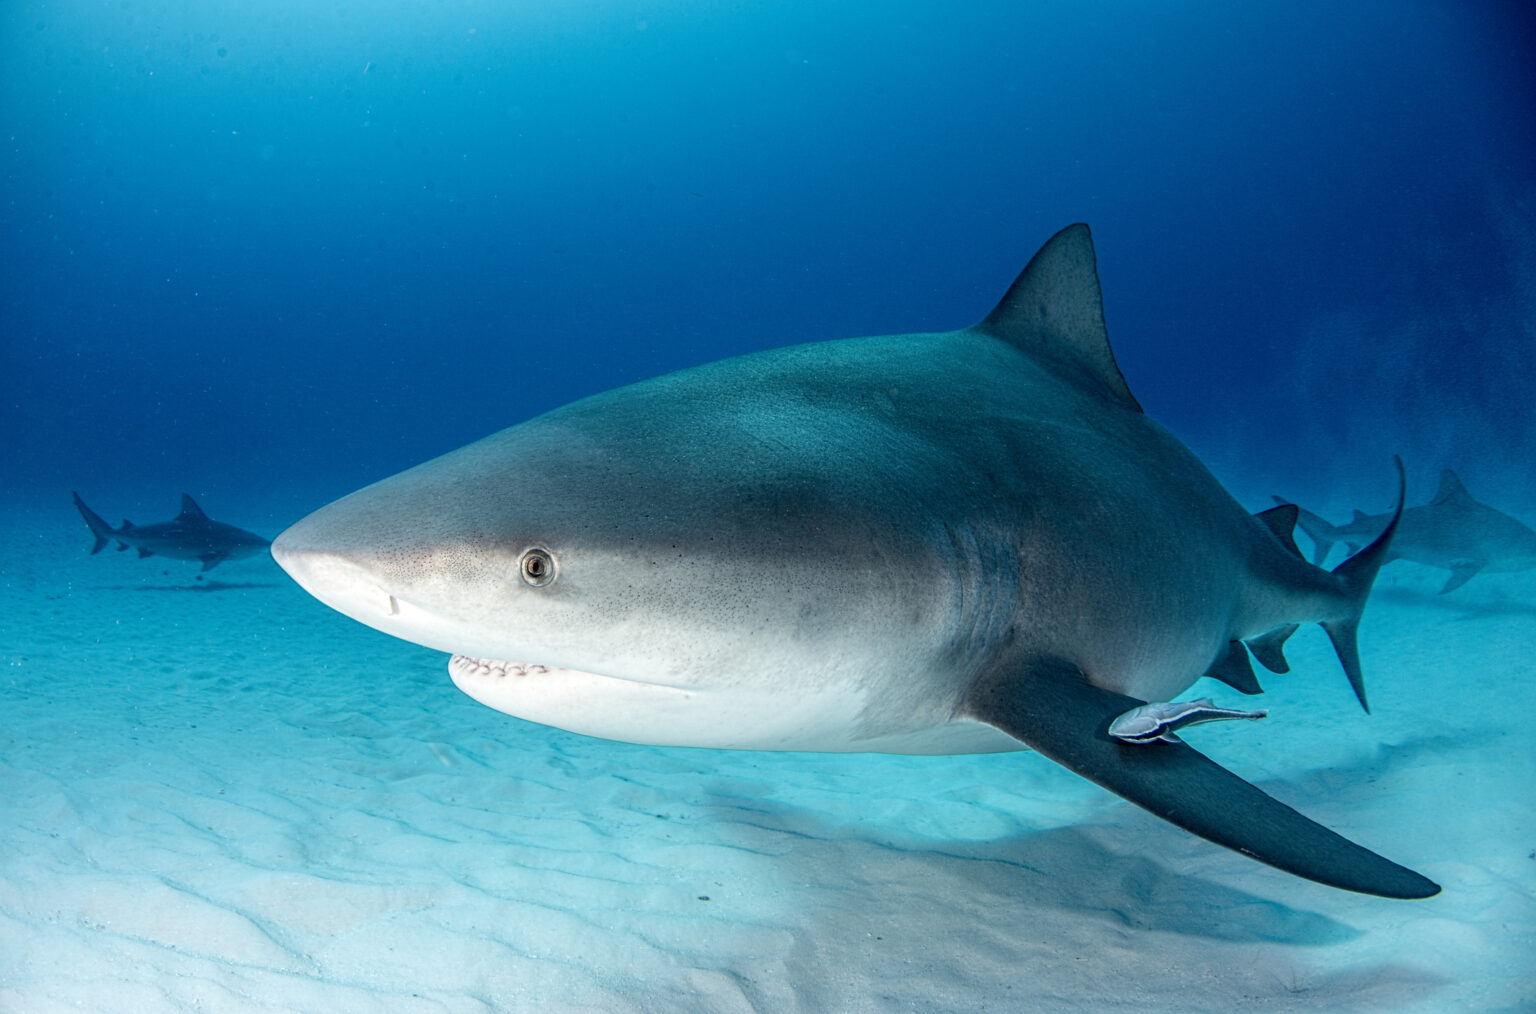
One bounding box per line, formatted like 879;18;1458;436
448;655;1023;753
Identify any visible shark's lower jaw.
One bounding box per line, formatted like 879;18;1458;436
444;652;725;748
448;654;697;692
449;655;557;679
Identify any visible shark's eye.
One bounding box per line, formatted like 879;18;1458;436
519;547;556;587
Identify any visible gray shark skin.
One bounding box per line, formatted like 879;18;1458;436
273;224;1437;899
1279;470;1536;593
74;492;270;572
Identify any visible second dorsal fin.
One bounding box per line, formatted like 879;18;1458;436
1254;503;1303;558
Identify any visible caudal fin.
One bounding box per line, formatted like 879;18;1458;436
71;491;116;554
1320;458;1406;713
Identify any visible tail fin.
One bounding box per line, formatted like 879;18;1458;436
1320;458;1406;713
71;491;116;554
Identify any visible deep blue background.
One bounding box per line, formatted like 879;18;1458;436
3;1;1532;529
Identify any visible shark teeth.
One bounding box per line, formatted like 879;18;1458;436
449;655;551;678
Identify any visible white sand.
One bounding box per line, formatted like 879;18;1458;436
2;499;1532;1012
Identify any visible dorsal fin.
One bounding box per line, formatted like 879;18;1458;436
1431;469;1474;508
1351;509;1371;524
1253;503;1303;558
178;493;209;521
971;223;1142;413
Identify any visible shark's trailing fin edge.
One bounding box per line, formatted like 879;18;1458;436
962;657;1438;899
71;491;114;555
1321;457;1407;713
971;223;1143;413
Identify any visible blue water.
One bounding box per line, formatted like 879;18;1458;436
3;2;1535;1011
4;1;1532;511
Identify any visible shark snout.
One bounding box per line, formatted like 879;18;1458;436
272;526;404;622
272;510;497;658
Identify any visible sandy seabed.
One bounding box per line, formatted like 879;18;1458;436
2;501;1532;1013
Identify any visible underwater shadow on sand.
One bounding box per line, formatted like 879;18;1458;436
700;804;1361;946
1374;584;1536;620
711;721;1458;937
668;743;1456;1011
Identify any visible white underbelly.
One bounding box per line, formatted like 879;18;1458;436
447;655;1026;755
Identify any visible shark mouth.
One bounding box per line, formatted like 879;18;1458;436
449;655;559;678
447;653;690;695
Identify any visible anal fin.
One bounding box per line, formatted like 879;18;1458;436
962;658;1439;899
1246;624;1297;675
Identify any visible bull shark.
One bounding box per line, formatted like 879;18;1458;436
272;224;1438;899
74;492;270;571
1278;471;1536;593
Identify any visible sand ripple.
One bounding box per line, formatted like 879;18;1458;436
2;510;1532;1012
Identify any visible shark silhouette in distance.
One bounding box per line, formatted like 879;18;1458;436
1278;470;1536;594
272;224;1438;899
73;492;270;572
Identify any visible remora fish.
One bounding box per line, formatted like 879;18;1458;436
1109;698;1268;744
1279;469;1536;593
272;224;1437;899
73;492;270;571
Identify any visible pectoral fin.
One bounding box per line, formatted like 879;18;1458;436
962;658;1439;899
1439;562;1483;594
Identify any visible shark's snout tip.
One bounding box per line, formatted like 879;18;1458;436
269;525;305;575
269;518;338;588
268;521;407;625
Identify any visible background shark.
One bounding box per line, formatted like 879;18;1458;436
273;224;1436;900
73;492;270;572
1278;470;1536;593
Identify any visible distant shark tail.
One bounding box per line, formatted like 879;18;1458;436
1319;458;1406;714
71;491;117;554
1272;496;1345;565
